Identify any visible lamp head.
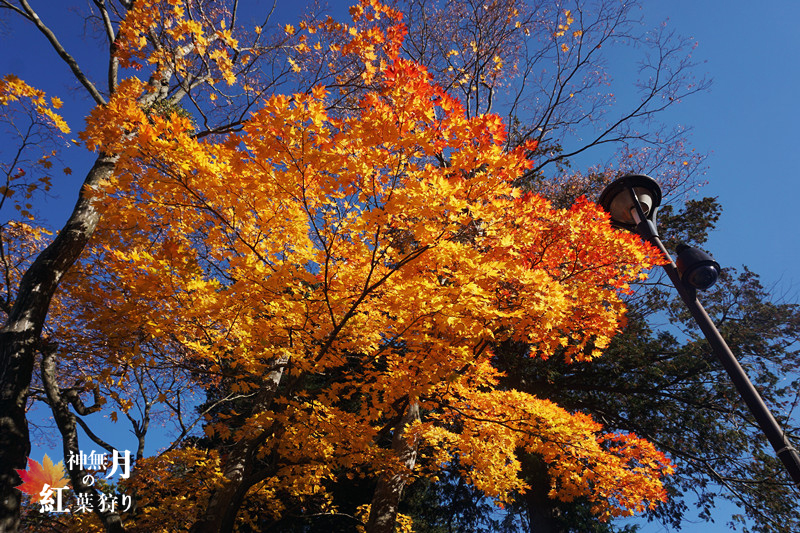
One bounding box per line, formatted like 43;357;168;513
598;174;662;232
675;243;721;290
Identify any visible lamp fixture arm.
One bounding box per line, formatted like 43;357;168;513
628;187;660;239
634;218;800;490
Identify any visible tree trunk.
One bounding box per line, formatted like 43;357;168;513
190;357;288;533
0;153;116;533
520;453;564;533
365;401;421;533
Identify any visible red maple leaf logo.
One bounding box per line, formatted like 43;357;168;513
15;454;69;496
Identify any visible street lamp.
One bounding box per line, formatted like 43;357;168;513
598;173;800;489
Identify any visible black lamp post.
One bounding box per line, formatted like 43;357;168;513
598;173;800;489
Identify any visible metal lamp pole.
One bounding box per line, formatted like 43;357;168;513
598;174;800;489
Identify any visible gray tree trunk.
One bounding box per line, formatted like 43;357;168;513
365;401;421;533
0;153;116;533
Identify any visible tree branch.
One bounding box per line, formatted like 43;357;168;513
17;0;107;105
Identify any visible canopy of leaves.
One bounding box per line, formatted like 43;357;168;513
4;1;794;532
5;1;677;531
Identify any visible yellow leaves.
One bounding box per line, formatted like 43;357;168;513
115;0;160;67
216;29;238;50
204;47;235;83
115;0;242;89
355;505;414;533
122;449;225;531
0;222;52;302
0;75;70;133
554;9;575;37
492;54;504;71
554;9;581;52
311;85;328;101
416;369;672;516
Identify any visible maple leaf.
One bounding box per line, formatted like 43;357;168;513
14;455;69;496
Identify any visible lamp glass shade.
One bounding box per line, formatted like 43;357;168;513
608;187;655;226
597;174;662;231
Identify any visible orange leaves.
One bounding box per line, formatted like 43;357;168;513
585;433;675;518
480;193;663;362
15;455;69;496
414;363;672;516
80;78;147;153
51;1;673;525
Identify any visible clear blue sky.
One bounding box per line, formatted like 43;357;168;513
2;1;797;530
641;1;800;295
606;4;800;532
615;3;800;530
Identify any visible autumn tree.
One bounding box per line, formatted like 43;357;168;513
378;1;798;531
0;0;296;530
14;2;789;533
0;1;688;533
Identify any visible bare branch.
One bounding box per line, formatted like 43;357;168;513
16;0;107;105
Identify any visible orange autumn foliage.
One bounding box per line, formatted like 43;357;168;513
46;0;672;527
